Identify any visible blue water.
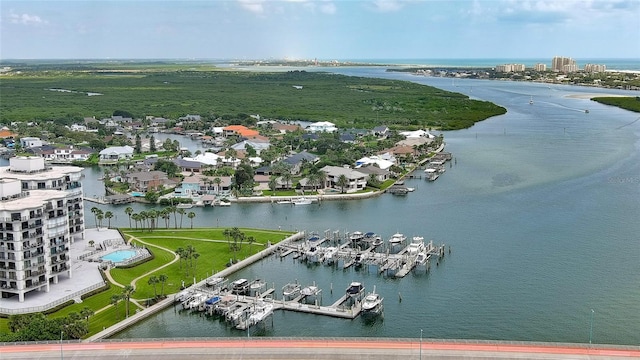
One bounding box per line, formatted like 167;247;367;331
84;69;640;345
130;192;144;197
101;249;137;263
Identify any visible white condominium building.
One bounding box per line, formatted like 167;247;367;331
552;56;577;73
0;157;84;302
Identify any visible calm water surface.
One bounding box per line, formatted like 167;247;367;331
84;70;640;345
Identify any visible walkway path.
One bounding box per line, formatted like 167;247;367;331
2;339;639;360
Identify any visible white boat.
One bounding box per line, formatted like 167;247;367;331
277;199;293;204
282;282;301;301
300;285;321;304
249;279;266;297
361;286;384;317
424;168;439;181
176;203;193;209
407;236;426;256
244;301;274;328
292;197;313;205
304;245;321;263
388;233;406;245
350;231;365;242
218;200;231;207
322;247;338;264
414;252;429;272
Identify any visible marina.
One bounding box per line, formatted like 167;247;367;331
165;228;445;333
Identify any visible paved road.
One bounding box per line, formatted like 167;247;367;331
2;339;639;359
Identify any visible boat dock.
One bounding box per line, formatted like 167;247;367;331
275;229;447;278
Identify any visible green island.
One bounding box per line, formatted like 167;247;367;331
0;61;506;130
591;96;640;113
0;225;294;341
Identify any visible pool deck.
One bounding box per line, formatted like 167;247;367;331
0;228;122;314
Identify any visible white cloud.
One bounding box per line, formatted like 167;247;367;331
371;0;404;12
237;0;266;14
319;1;337;14
9;12;48;26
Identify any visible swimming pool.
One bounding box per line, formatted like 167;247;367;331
130;191;144;197
101;249;137;263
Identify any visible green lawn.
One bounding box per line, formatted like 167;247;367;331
1;227;293;339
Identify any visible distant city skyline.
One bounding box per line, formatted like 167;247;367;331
1;0;639;60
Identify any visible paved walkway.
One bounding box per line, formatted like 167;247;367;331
2;339;639;360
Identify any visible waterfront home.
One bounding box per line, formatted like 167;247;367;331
99;145;134;162
355;155;394;170
124;170;170;192
307;121;337;133
184;152;222;167
19;137;43;149
38;146;93;163
179;114;201;122
321;166;367;193
356;165;391;183
283;151;320;175
223;125;259;138
399;129;435;139
271;122;302;134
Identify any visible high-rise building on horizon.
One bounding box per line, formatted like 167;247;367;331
495;63;526;73
552;56;577;73
584;63;607;73
0;157;84;302
534;63;547;71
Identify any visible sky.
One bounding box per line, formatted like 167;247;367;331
1;0;639;60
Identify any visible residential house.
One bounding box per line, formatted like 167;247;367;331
99;145;134;161
223;125;260;138
69;124;87;132
372;125;390;137
231;139;270;154
179;114;201;122
125;170;169;192
183;152;222;167
399;129;435;139
283;151;320;175
20;137;43;149
272;123;302;134
307;121;337;133
356;165;391;183
321;165;367;193
355;155;395;170
174;158;202;173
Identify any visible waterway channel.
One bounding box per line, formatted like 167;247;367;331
28;68;640;345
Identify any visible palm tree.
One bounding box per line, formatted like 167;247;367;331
90;207;99;227
336;174;349;193
124;207;134;228
192;253;200;275
187;211;196;229
213;177;222;193
131;213;140;230
80;306;94;324
96;213;104;228
175;247;185;269
281;172;293;190
268;175;278;195
147;276;159;299
158;274;168;297
122;285;135;318
170;205;178;229
148;209;158;232
138;211;148;231
104;211;113;228
161;209;171;229
177;208;185;228
110;294;122;319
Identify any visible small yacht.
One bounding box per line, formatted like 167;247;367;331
322;247;338;265
292;197;313;205
414;252;429;272
304;246;321;263
361;286;384;317
346;282;364;298
300;284;321;304
282;282;301;301
243;301;274;328
230;278;250;295
350;231;365;242
407;236;426;256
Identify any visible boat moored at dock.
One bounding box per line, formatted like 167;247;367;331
361;286;384;318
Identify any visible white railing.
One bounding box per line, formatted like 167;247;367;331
0;281;106;315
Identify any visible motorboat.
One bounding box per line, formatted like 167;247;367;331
415;252;429;272
292;197;313;205
305;246;321;263
346;282;364;298
350;231;365;242
407;236;426;256
249;279;266;297
282;282;301;301
243;301;274;328
361;286;384;317
230;278;250;295
424;168;439;181
322;247;338;265
176;203;193;209
300;285;321;304
371;236;384;248
388;233;406;254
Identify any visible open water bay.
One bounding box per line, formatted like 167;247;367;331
103;70;640;345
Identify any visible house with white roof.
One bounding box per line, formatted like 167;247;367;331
355;155;394;170
99;145;134;161
399;129;435;139
307;121;337;133
184;152;222;166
